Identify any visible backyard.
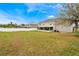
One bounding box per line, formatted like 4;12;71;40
0;31;79;56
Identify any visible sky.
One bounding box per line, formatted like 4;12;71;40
0;3;63;24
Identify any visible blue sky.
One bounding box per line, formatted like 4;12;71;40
0;3;63;24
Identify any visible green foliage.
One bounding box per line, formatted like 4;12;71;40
74;32;79;37
21;24;25;26
0;23;17;28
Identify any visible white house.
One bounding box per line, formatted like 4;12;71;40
38;19;79;32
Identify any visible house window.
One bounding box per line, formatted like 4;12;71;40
43;24;44;25
39;24;41;25
39;24;44;25
50;24;52;25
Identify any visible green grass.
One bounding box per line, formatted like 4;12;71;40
0;31;79;56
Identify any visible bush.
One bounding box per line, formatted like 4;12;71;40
57;30;59;32
54;30;59;32
54;30;57;32
0;24;17;28
75;32;79;37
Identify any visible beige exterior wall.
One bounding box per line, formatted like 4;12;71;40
55;25;74;32
38;21;75;32
38;22;55;27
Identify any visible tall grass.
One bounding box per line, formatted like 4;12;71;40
0;31;79;56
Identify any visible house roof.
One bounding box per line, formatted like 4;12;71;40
39;18;58;24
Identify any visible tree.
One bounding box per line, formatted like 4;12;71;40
10;22;13;25
59;3;79;32
21;24;25;26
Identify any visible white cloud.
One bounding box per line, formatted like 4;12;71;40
25;3;54;13
0;10;27;24
25;3;64;16
25;3;39;12
48;15;55;18
15;9;23;15
52;4;64;10
27;9;32;13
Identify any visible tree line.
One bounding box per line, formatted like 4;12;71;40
0;22;17;28
0;22;26;28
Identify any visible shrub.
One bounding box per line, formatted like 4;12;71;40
54;30;59;32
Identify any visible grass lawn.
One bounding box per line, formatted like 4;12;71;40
0;31;79;56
